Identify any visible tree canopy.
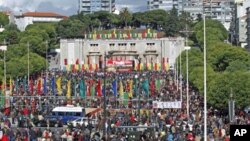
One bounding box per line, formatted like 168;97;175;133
180;18;250;109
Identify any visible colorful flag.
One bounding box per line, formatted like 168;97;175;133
0;81;5;108
29;79;34;94
56;77;62;95
9;78;13;96
37;78;42;95
156;79;161;91
119;80;123;97
23;76;27;93
97;79;102;97
112;80;117;97
43;77;47;94
51;77;55;95
123;92;129;105
128;80;133;98
66;80;71;98
80;79;85;98
91;84;95;97
142;79;149;96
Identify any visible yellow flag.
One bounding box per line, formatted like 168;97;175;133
129;80;133;98
119;80;123;96
56;77;62;95
9;78;12;96
147;28;150;34
66;80;71;98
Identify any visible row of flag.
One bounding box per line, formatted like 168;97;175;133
63;63;170;72
0;77;164;107
86;29;161;40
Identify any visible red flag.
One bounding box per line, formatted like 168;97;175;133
97;79;102;97
87;81;91;96
29;79;34;95
72;64;75;73
37;78;41;95
76;59;79;64
64;59;68;65
150;80;155;96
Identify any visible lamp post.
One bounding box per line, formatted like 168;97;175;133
103;51;113;140
136;56;141;120
0;28;7;101
184;46;191;119
203;13;207;141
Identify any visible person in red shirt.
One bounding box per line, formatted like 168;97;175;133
224;135;230;141
1;132;9;141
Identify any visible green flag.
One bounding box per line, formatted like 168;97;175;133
142;79;149;96
123;92;129;105
23;76;27;93
0;82;4;108
80;79;86;98
156;79;161;91
91;84;95;97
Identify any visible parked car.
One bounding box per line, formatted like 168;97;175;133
67;117;97;128
33;117;63;127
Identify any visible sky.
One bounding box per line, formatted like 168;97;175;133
0;0;147;16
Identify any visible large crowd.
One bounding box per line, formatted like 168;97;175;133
0;70;248;140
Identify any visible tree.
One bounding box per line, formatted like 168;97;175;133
119;8;132;28
163;7;180;37
7;53;47;77
56;19;87;38
0;13;9;26
193;19;228;49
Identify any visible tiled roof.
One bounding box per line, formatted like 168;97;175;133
22;12;67;18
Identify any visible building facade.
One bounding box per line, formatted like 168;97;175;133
60;37;185;71
78;0;115;14
230;0;250;48
148;0;178;11
147;0;234;30
247;7;250;52
14;12;67;31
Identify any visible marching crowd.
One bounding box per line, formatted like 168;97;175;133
0;70;248;140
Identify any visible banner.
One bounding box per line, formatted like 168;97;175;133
153;101;182;109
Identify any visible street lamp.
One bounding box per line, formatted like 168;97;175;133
135;56;141;120
103;51;113;140
203;13;207;141
184;46;191;119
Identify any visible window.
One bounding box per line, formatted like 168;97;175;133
130;43;136;46
118;43;127;46
109;43;115;47
90;44;98;47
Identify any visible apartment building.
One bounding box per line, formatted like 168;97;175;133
78;0;115;14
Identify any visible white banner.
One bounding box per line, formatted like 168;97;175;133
153;101;182;109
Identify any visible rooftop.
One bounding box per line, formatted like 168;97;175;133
17;12;68;19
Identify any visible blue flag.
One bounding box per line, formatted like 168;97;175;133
112;80;117;97
51;77;55;95
43;77;47;94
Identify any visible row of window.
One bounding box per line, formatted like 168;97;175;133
90;43;155;47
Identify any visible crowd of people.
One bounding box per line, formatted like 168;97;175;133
0;70;247;140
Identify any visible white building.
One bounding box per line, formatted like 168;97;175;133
78;0;115;14
14;12;67;31
147;0;179;12
60;37;185;71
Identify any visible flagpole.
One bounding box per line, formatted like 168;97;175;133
3;40;6;96
203;13;207;141
27;42;30;92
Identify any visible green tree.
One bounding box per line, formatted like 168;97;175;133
0;13;9;26
119;7;132;28
163;7;180;37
